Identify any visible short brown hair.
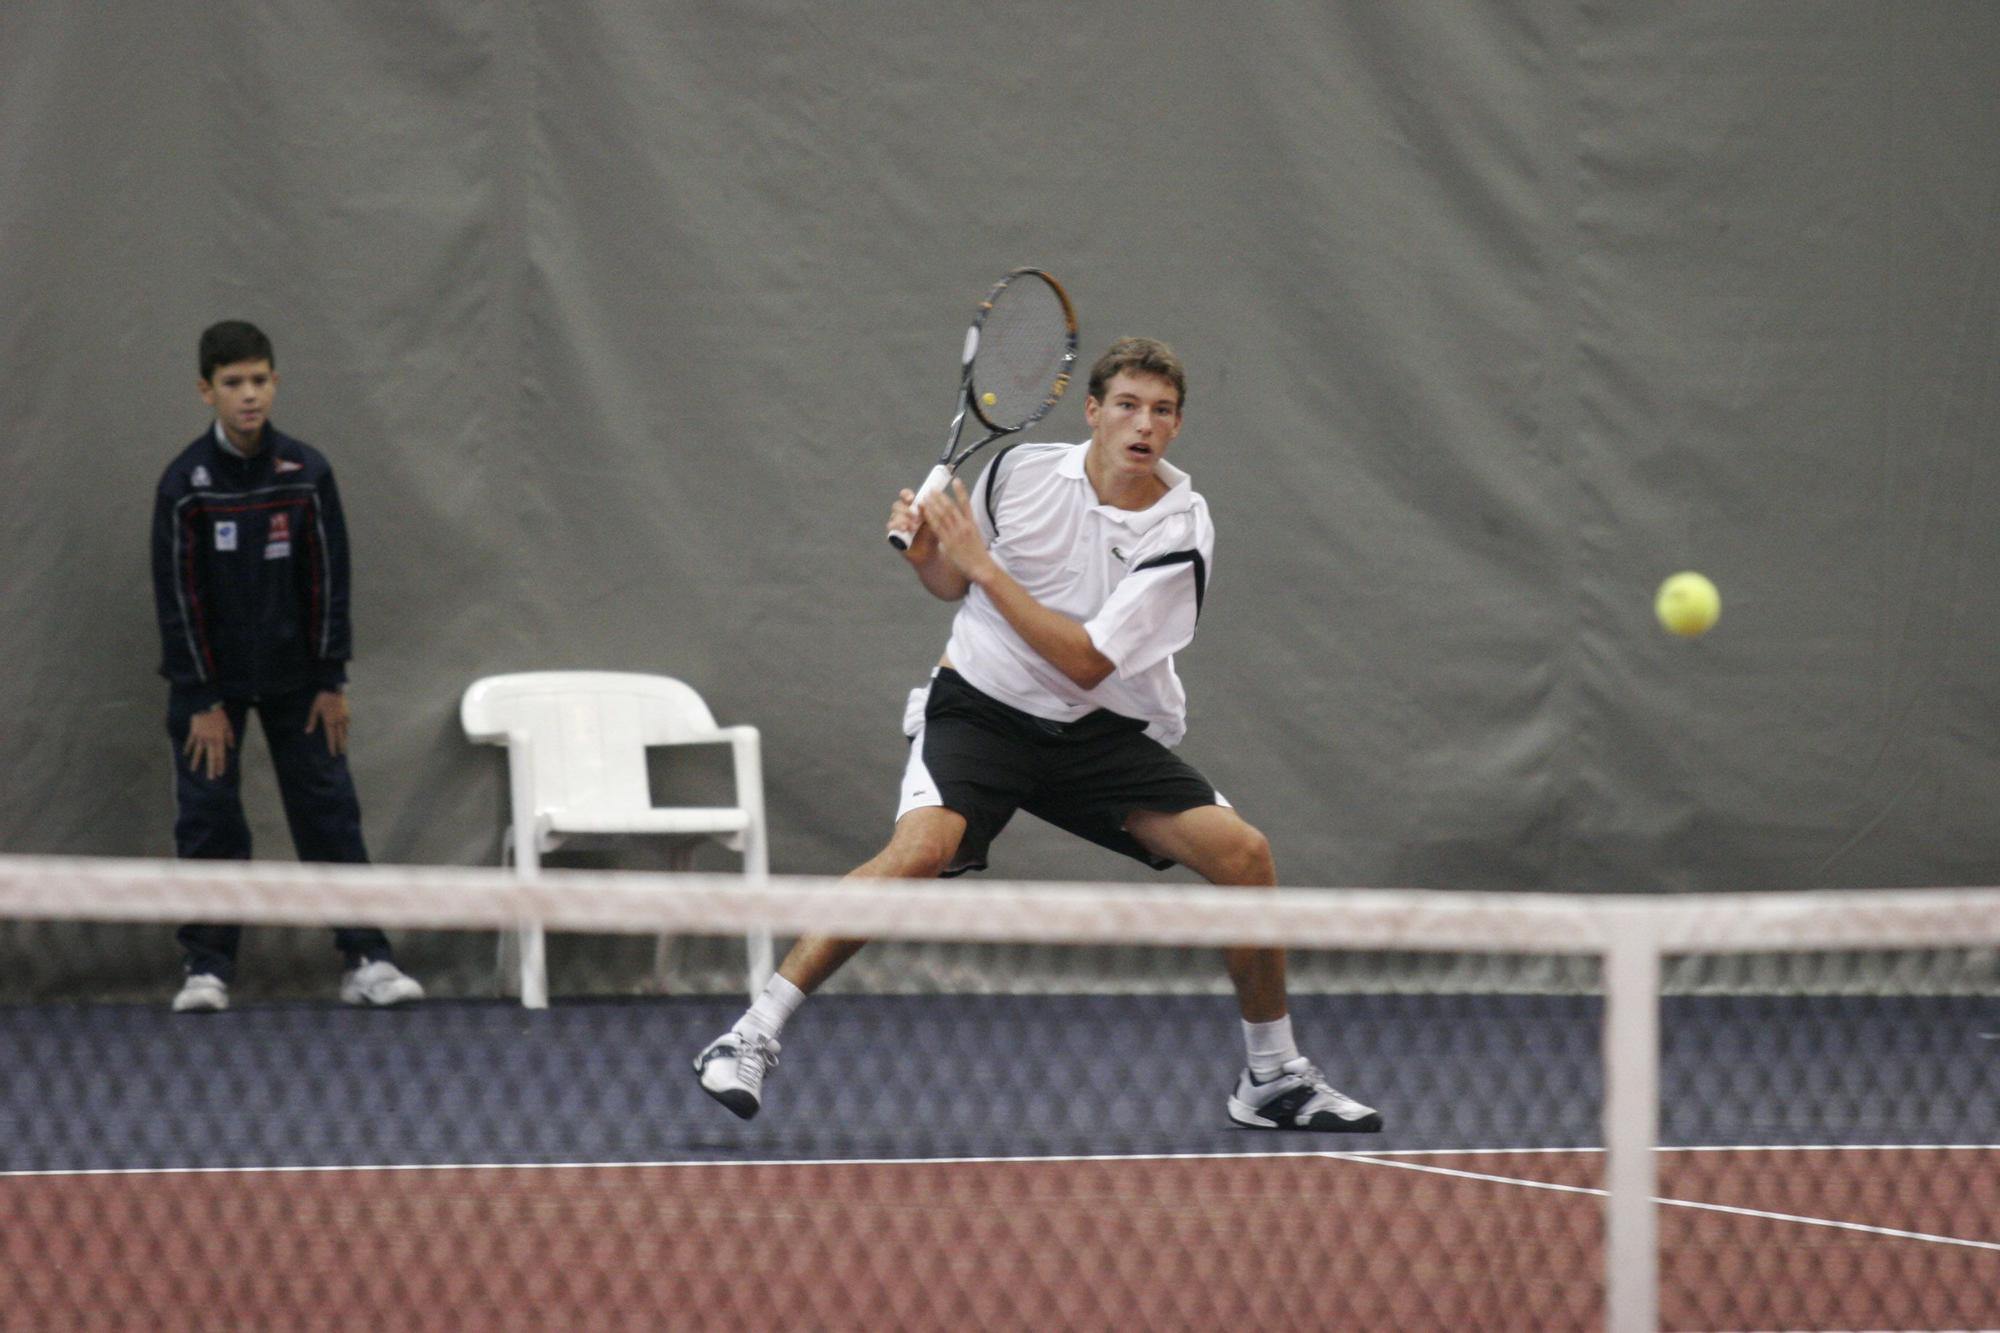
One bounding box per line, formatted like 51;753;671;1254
199;320;275;381
1087;336;1186;409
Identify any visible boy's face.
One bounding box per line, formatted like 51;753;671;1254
1085;371;1183;481
199;358;277;450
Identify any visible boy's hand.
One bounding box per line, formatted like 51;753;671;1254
306;690;350;757
183;705;235;780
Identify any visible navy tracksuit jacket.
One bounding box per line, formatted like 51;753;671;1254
150;424;386;973
152;424;352;711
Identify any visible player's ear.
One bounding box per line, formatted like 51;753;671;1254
1084;395;1101;427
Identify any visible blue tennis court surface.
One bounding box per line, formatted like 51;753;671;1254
5;992;1993;1173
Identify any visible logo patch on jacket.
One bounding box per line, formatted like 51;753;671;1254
214;521;237;552
191;466;211;488
275;457;304;474
265;512;292;559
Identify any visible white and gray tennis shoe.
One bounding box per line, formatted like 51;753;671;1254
1228;1056;1383;1133
695;1027;780;1120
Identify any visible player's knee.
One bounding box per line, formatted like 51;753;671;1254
1217;822;1276;887
871;812;965;878
898;836;958;878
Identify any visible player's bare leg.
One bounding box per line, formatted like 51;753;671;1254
1127;804;1383;1133
1126;805;1285;1019
775;807;969;991
695;807;968;1119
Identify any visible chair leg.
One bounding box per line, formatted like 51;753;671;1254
497;830;520;997
650;934;678;994
742;821;773;998
651;843;696;994
497;929;520;998
507;822;551;1010
519;923;548;1011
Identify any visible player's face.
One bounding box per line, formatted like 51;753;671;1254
1085;372;1183;478
199;359;278;451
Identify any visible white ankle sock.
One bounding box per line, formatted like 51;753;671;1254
1243;1015;1299;1080
739;973;806;1040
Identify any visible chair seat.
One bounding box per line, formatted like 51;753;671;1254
542;807;751;837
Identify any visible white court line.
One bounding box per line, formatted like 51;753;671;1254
8;1146;1999;1251
0;1144;1552;1176
1330;1154;2000;1253
6;1141;1996;1181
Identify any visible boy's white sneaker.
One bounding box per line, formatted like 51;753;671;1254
340;959;425;1007
171;973;229;1014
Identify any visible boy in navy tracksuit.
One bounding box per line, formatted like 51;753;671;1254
150;320;423;1012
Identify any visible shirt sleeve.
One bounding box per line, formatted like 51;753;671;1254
307;464;354;679
151;478;221;708
1082;521;1212;679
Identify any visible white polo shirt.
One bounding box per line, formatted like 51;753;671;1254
942;441;1213;747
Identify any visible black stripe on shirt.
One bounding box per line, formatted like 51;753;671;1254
1132;550;1206;621
981;441;1028;534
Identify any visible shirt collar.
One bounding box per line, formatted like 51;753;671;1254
211;420;256;460
1058;441;1194;530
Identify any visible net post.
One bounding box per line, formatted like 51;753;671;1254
1603;914;1661;1333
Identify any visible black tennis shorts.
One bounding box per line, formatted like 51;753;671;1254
897;668;1224;875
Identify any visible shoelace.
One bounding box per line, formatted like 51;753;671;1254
733;1032;779;1079
1287;1060;1365;1112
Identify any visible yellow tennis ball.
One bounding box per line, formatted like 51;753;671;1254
1655;571;1721;637
981;391;997;406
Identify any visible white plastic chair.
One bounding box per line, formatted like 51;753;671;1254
459;671;774;1008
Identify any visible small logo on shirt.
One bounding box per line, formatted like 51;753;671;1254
274;458;303;474
191;466;211;487
265;512;292;560
214;521;237;552
1111;546;1129;564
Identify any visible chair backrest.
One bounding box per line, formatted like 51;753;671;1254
460;672;725;817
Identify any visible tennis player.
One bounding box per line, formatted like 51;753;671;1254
695;337;1379;1133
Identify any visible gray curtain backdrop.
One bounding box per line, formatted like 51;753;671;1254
3;4;1996;994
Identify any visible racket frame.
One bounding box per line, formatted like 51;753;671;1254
887;268;1078;549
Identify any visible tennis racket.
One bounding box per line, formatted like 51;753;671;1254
886;268;1078;550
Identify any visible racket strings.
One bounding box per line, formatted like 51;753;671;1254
973;280;1073;429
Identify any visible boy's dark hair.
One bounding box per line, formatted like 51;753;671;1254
1087;336;1186;409
198;321;275;382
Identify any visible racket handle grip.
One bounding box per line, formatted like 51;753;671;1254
886;464;954;550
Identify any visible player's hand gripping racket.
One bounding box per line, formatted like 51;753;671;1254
887;268;1078;550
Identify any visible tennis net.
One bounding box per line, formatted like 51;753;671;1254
2;854;1996;1331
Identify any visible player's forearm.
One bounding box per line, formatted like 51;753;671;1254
970;563;1115;689
908;544;972;601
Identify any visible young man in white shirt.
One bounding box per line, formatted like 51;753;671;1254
695;338;1379;1134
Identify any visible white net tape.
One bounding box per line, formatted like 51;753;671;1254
6;854;1999;954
